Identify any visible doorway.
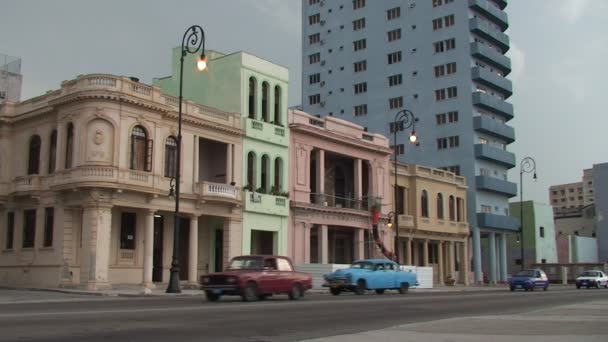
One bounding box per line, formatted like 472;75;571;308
251;230;275;255
178;217;190;281
152;215;164;283
214;229;224;272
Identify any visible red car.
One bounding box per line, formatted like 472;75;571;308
200;255;313;302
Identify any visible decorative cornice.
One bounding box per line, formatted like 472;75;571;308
290;123;393;155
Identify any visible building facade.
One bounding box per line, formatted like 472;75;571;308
301;0;518;283
507;201;558;275
0;53;22;103
0;74;244;289
392;163;470;284
288;109;393;266
155;49;290;258
592;163;608;262
549;168;595;217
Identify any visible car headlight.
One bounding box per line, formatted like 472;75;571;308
202;277;210;284
226;277;237;283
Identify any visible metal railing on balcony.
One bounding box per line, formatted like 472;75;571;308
308;193;382;211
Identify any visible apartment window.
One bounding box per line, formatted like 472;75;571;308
387;7;400;20
432;18;443;30
309;94;321;105
309;33;320;45
28;135;41;175
389;122;405;133
440;165;461;176
539;226;545;238
421;190;429;218
434;65;445;77
130;126;152;172
389;96;403;109
436;113;447;125
481;205;492;213
309;53;320;64
388;74;402;87
434;41;444;53
48;130;57;174
309;73;321;84
391;144;405;155
444;14;455;27
433;0;442;7
354;60;367;72
354;82;367;94
22;209;36;248
353;39;367;51
446;62;457;74
448;111;459;122
479;137;488;144
435;89;446;101
5;212;14;250
437;138;447;150
0;91;5;99
353;0;365;10
437;193;444;220
480;168;491;176
446;38;456;50
309;0;319;4
120;212;136;250
387;51;402;64
354;104;368;116
387;29;401;42
309;13;320;25
164;136;178;178
65;123;74;169
447;86;458;98
449;136;459;147
353;18;365;31
43;207;54;247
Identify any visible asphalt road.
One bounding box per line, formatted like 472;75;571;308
0;288;605;342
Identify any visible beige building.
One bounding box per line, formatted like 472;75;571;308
392;163;470;285
0;74;244;289
550;168;596;217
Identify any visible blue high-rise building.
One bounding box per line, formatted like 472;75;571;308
301;0;517;283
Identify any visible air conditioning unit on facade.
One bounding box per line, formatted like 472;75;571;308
321;60;326;66
320;81;326;87
320;20;326;26
320;101;326;107
320;40;325;45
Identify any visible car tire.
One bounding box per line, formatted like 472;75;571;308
375;289;385;295
205;291;220;302
543;286;548;291
596;282;601;289
510;287;515;292
586;285;591;289
241;282;259;302
354;280;366;295
399;283;409;294
576;285;581;289
258;294;270;300
330;288;342;296
288;283;304;300
524;288;529;292
529;286;534;292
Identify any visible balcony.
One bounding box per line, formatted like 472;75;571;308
472;92;514;121
469;17;510;53
397;214;415;229
473;115;515;143
477;212;519;231
471;66;512;97
244;117;288;147
470;42;511;76
244;190;289;217
195;181;241;204
490;0;507;10
476;175;517;198
469;0;509;31
474;144;516;168
13;175;42;193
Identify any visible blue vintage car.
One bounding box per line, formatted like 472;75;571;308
323;259;418;295
509;269;549;291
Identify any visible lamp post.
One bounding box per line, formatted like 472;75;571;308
166;25;207;294
392;109;418;264
519;156;537;271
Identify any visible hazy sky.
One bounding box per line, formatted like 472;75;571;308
1;0;606;203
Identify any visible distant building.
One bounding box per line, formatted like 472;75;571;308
593;163;608;262
549;168;595;217
0;53;22;102
507;201;558;275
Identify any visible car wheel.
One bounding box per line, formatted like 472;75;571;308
354;280;366;295
375;289;385;295
510;287;515;292
596;282;601;289
258;294;270;300
330;287;342;296
576;285;581;289
241;282;259;302
586;285;591;289
399;283;410;295
543;286;548;291
288;283;304;300
205;291;220;302
524;288;529;292
529;286;535;292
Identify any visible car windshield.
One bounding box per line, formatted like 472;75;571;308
226;257;263;270
515;270;536;277
580;271;599;277
350;262;375;270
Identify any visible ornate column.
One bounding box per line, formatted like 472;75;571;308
303;223;312;263
354;159;363;209
319;225;328;264
406;237;412;265
500;233;508;282
354;228;365;261
80;192;113;290
472;226;482;284
423;239;429;266
56;123;66;171
316;149;325;204
226;143;233;185
461;239;470;285
142;210;155;288
437;241;444;285
193;136;199;184
187;215;199;287
223;218;242;269
489;232;497;284
448;240;456;278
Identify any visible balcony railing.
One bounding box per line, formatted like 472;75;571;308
244;117;288;146
197;181;239;200
397;214;415;229
469;0;509;31
472;91;514;121
476;175;518;197
477;212;519;231
473;115;515;143
471;66;512;97
308;193;381;211
469;17;510;53
244;190;289;216
474;143;516;169
470;42;511;76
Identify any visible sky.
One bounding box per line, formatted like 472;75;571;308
1;0;606;204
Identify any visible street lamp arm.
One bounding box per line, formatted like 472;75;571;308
181;25;206;56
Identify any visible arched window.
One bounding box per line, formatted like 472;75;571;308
437;193;444;220
261;155;270;192
130;126;152;171
421;190;429;218
248;77;257;119
456;197;463;222
48;130;57;174
247;151;256;190
274;157;283;192
65;123;74;169
274;86;282;125
28;135;41;175
449;195;456;221
262;82;269;122
164;136;178;178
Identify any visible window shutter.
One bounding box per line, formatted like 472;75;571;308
145;139;154;172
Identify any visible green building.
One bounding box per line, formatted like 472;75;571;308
155;48;289;260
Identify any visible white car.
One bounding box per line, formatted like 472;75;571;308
576;270;608;289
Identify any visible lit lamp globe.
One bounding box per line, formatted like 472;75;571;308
197;55;208;71
409;132;418;143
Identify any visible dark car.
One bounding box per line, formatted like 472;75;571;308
200;255;312;302
509;269;549;292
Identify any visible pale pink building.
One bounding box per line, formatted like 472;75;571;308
288;110;393;264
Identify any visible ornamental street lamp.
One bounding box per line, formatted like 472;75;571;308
519;156;537;271
392;109;418;264
166;25;207;294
